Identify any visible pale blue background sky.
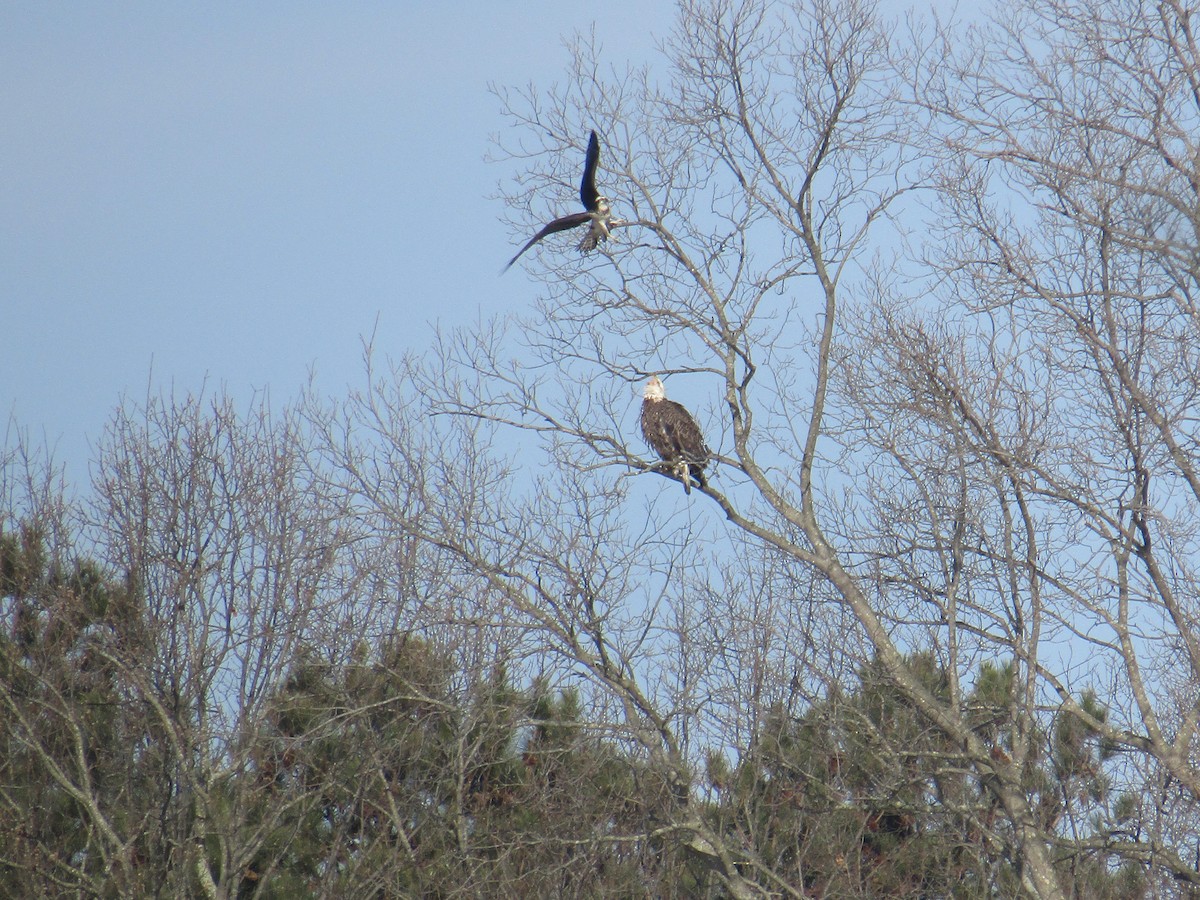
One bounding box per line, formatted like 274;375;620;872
0;3;677;482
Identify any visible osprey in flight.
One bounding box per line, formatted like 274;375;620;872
503;130;613;272
641;376;710;494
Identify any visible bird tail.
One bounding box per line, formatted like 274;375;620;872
674;461;692;495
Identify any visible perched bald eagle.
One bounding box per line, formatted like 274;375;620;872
503;130;614;273
641;376;710;494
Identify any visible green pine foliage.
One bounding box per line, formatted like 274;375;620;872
0;519;1156;896
0;525;164;897
239;637;695;896
707;653;1146;898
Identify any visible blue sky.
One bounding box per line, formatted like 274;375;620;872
0;2;676;483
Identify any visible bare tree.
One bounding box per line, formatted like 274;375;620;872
903;0;1200;890
409;0;1200;895
78;388;362;897
7;0;1200;896
313;348;755;894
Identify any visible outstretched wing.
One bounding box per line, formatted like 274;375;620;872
503;211;593;272
579;130;601;212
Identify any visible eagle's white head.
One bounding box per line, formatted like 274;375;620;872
644;375;666;402
595;196;612;216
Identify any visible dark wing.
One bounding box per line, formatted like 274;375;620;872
641;400;708;462
642;400;710;493
641;401;670;460
579;130;600;212
503;211;593;272
664;400;709;463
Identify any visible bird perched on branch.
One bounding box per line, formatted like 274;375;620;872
641;376;710;494
503;130;614;272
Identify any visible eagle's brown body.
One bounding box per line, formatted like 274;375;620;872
641;376;709;493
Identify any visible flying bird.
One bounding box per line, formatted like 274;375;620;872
641;376;710;494
503;130;614;272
